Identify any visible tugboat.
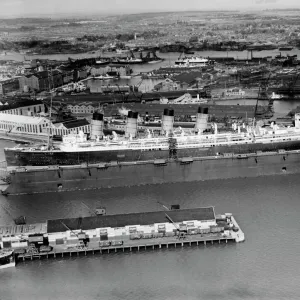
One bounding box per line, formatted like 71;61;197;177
0;250;15;269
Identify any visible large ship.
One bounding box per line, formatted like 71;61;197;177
2;109;300;195
175;56;211;66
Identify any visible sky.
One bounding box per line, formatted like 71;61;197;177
1;0;300;17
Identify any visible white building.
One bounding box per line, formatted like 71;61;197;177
0;113;49;135
67;104;96;114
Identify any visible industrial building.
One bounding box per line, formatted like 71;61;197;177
0;113;50;135
0;113;90;137
0;78;20;95
0;100;45;116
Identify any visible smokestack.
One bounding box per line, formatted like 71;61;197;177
161;108;174;135
125;111;138;138
195;107;208;134
91;112;104;140
295;113;300;129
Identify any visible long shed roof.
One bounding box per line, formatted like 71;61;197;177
0;113;48;125
47;207;215;233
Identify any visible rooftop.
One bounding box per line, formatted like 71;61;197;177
0;113;48;125
0;100;43;112
47;207;216;233
61;118;90;129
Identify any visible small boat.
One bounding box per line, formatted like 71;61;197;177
93;75;115;80
0;250;15;269
95;60;110;66
148;59;164;64
278;46;293;51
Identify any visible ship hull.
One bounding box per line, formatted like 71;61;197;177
3;150;300;195
5;140;300;167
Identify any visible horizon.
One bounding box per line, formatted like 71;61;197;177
1;0;300;18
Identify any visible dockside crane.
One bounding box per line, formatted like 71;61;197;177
164;213;186;239
254;72;273;118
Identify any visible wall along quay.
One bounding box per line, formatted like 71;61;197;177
0;208;245;264
2;149;299;195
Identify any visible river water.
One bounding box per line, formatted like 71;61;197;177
0;139;300;300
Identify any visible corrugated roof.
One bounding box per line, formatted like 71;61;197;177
62;118;90;129
0;113;48;125
47;207;215;233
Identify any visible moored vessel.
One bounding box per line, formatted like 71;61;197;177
0;250;15;269
2;110;300;195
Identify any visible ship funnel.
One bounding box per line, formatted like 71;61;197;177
125;111;138;138
91;112;104;140
161;108;174;135
195;107;209;134
295;113;300;129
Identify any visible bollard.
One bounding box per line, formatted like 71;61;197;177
204;241;206;246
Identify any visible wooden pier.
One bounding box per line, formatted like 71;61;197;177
17;234;238;263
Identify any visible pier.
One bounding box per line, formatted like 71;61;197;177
17;229;243;263
0;208;245;265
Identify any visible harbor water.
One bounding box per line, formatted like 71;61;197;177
0;139;300;300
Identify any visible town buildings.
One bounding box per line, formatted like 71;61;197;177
0;100;45;116
0;78;20;96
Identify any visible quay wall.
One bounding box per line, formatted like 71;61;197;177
4;151;300;195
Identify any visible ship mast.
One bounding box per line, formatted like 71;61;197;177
47;67;53;149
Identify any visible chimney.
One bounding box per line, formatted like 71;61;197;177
195;107;208;134
125;111;138;138
295;113;300;129
161;108;174;135
91;112;104;140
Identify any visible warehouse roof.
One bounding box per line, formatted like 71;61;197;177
0;100;43;112
62;118;90;129
47;207;215;233
0;113;48;125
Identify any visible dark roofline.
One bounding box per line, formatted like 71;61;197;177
0;100;43;112
47;207;216;233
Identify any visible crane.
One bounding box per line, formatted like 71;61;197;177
157;201;170;211
60;221;79;238
81;202;98;217
165;213;186;239
254;72;272;118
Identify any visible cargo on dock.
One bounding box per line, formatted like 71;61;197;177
0;207;245;264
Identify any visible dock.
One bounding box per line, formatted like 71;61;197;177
17;231;243;263
15;215;244;263
0;208;245;265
